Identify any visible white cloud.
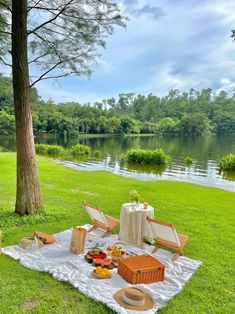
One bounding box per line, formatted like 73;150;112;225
34;0;235;101
204;0;235;24
220;78;231;85
37;79;106;104
2;0;235;102
95;58;118;75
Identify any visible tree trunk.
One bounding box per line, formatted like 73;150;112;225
12;0;43;215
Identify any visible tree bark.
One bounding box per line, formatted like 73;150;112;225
12;0;43;215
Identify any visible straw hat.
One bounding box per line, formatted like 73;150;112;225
114;287;154;311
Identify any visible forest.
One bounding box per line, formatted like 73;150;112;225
1;75;235;137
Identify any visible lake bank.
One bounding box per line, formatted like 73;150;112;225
1;133;235;191
0;152;234;313
57;157;235;192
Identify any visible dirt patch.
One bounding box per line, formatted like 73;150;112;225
22;299;40;311
71;188;99;196
44;184;56;189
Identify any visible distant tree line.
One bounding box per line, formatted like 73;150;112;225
1;75;235;137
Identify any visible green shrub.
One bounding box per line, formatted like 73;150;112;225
219;154;235;171
35;144;48;154
93;150;101;158
47;145;65;156
125;149;171;165
35;144;65;156
184;156;194;166
70;144;91;156
0;146;7;152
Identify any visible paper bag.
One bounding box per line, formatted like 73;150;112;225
70;227;87;255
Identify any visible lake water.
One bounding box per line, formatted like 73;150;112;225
1;134;235;192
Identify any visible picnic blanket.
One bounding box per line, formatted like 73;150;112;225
3;225;202;314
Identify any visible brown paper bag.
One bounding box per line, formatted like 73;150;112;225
70;227;87;255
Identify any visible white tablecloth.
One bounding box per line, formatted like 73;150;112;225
119;203;155;247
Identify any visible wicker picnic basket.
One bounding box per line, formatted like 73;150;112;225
118;255;165;284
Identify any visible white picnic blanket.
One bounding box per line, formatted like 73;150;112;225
3;225;201;314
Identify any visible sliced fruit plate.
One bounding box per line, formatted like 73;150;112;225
101;258;116;269
93;267;112;279
85;248;107;264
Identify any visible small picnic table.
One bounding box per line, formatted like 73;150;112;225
119;203;154;247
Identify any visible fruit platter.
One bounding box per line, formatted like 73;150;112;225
93;266;112;279
101;258;114;269
107;242;127;263
85;248;107;264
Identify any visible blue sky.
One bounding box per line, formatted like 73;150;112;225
3;0;235;103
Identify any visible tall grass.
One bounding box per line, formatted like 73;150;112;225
70;144;91;156
219;154;235;171
35;144;65;156
184;156;194;166
125;148;171;165
93;150;101;158
35;143;90;158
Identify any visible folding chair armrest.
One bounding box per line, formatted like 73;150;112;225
155;237;181;249
105;214;119;223
177;234;189;246
178;234;189;240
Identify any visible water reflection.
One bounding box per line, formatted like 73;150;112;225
56;154;235;192
221;170;235;182
126;163;167;176
1;134;235;192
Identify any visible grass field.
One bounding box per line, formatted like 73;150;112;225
0;152;234;314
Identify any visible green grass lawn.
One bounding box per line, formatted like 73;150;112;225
0;152;234;314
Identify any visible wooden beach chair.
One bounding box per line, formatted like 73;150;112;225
83;201;119;237
146;217;189;261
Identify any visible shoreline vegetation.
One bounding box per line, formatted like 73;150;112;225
1;76;235;138
35;144;95;161
34;143;235;177
35;144;91;158
123;149;171;165
0;152;234;313
219;154;235;171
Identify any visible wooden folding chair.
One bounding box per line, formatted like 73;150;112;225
83;201;119;237
147;217;189;261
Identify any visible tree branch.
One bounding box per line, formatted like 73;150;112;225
27;0;81;12
30;71;77;86
27;5;64;12
28;52;49;64
0;56;12;67
29;50;90;87
30;60;63;87
39;24;88;43
0;1;12;12
28;0;74;35
30;31;62;61
0;30;12;35
27;0;43;12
